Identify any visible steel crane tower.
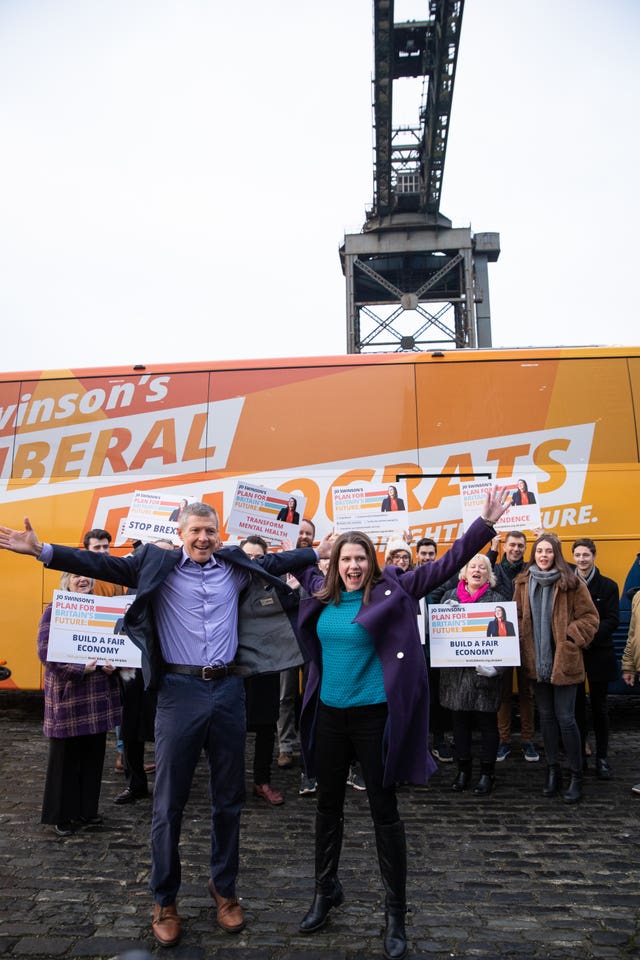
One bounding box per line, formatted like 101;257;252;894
341;0;500;354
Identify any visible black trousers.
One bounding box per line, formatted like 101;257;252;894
251;723;277;784
575;680;610;759
427;661;451;741
452;709;499;764
314;701;398;826
41;732;106;824
123;738;148;795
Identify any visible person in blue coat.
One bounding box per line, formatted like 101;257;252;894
294;487;509;960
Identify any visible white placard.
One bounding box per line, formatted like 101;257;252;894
226;481;307;542
429;601;520;668
46;591;141;667
460;477;541;533
332;481;408;536
120;490;200;546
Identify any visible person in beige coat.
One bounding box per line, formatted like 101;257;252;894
513;534;598;804
621;591;640;794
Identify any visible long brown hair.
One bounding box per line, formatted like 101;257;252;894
314;531;382;605
526;533;577;585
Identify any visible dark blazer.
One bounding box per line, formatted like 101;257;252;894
486;618;516;637
580;567;619;683
381;496;405;512
297;516;496;787
276;508;300;524
486;549;526;601
510;490;536;506
44;543;317;689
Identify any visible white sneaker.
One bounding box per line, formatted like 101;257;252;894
299;774;317;796
346;763;366;791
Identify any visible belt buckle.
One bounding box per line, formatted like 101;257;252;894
202;664;228;680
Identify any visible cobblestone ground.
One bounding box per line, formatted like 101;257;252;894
1;693;640;960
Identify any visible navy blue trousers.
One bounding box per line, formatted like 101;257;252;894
151;673;246;905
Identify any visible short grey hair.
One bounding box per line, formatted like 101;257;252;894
60;571;95;591
177;501;219;531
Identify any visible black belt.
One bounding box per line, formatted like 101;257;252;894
165;663;246;680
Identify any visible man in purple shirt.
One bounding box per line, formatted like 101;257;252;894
0;503;325;948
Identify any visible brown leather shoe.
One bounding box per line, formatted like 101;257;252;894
253;783;285;805
208;879;245;934
152;902;181;947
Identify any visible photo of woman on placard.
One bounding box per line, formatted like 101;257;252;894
380;485;405;512
277;497;300;525
486;605;516;637
510;479;536;506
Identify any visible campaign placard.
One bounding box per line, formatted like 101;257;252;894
226;482;307;542
429;601;520;668
460;476;541;532
332;482;408;535
46;591;141;667
120;490;200;546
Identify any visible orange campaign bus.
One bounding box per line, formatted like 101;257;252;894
1;345;640;691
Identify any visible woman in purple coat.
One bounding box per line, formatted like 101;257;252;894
295;488;508;960
38;572;121;836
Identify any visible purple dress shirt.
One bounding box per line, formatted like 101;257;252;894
154;550;250;665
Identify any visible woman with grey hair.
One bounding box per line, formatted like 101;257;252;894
38;571;121;835
440;554;508;796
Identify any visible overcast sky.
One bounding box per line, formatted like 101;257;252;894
0;0;638;375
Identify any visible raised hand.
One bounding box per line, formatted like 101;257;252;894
315;534;335;560
0;517;42;557
481;487;511;525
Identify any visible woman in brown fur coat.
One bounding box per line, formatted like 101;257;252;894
513;534;598;804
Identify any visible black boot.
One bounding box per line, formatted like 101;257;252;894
472;761;495;796
563;772;583;804
375;821;408;960
542;764;562;797
299;812;344;933
451;759;472;792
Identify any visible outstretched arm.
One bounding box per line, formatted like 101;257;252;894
0;517;43;558
1;517;139;588
401;485;510;599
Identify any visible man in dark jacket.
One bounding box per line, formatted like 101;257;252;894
572;538;619;779
0;504;326;948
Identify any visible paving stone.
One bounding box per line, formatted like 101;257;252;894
12;938;71;956
2;694;640;958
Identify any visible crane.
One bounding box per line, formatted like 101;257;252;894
342;0;500;354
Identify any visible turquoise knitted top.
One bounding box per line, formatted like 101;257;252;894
317;590;386;708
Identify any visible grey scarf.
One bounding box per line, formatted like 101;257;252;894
528;566;561;682
577;566;595;587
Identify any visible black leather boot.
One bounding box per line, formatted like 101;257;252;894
542;764;562;797
299;812;344;933
563;772;583;804
451;759;472;792
473;761;495;796
375;821;408;960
